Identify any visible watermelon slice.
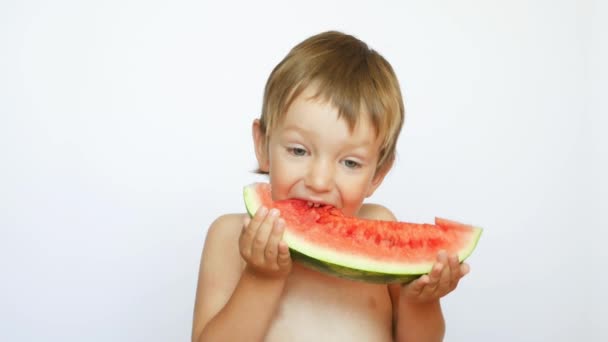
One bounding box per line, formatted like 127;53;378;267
243;183;482;283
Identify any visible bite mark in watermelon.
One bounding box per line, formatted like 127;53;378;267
244;183;482;284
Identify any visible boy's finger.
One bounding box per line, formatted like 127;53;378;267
448;254;461;284
460;263;470;276
251;208;279;261
265;219;285;262
423;262;443;294
244;207;267;238
449;254;460;273
241;216;251;235
437;250;448;264
429;262;444;283
435;260;452;294
239;216;254;255
241;208;266;245
408;275;428;296
250;206;269;229
277;242;291;269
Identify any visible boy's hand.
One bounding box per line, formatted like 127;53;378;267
240;206;292;279
401;250;470;304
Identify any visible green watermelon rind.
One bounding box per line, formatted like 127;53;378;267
243;184;482;283
289;249;420;284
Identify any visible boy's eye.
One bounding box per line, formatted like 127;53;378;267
343;159;361;169
288;147;307;156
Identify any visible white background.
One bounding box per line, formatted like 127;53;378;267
1;1;606;341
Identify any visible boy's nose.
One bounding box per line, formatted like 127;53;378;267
304;158;333;193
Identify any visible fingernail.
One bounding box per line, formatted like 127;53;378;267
259;206;268;215
270;208;279;216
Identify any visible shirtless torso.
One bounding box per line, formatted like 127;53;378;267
192;204;398;341
261;262;393;341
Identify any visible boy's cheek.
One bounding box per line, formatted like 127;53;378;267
268;161;300;200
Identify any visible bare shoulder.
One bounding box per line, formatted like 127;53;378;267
358;203;397;221
200;213;248;276
199;212;247;280
205;213;247;242
192;213;247;340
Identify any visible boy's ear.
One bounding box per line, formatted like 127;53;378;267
252;119;270;172
366;157;394;197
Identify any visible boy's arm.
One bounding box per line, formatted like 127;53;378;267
391;245;470;342
196;268;287;342
389;285;445;342
191;210;291;342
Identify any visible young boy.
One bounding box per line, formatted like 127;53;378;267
192;31;470;342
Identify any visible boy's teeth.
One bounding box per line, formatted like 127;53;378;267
306;201;322;208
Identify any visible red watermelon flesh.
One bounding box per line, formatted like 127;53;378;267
244;183;482;283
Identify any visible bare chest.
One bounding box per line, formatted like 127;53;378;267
264;264;394;342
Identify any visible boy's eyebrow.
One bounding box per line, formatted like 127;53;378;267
280;125;378;150
280;125;318;138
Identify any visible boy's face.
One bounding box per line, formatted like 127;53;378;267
254;86;389;217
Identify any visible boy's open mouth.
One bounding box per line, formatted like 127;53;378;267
306;201;327;208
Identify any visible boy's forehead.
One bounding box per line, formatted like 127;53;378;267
278;90;380;146
283;85;369;127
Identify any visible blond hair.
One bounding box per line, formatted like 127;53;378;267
259;31;405;174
